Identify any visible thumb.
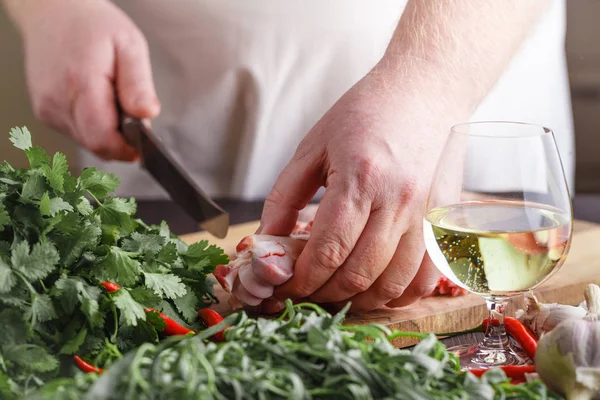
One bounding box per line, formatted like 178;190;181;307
258;153;324;236
115;34;161;119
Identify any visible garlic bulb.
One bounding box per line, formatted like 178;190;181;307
516;291;587;337
535;284;600;400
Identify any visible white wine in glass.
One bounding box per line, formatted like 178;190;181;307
423;122;573;369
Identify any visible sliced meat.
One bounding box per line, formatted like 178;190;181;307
216;234;308;310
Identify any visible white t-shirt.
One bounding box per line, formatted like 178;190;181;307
79;0;574;200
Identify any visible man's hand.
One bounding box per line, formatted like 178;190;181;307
3;0;160;161
259;74;445;311
259;0;548;311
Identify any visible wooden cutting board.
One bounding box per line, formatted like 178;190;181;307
181;219;600;347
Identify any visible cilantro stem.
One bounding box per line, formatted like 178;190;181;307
110;304;119;343
86;191;102;207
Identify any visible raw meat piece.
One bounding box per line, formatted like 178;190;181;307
214;234;308;310
426;276;468;297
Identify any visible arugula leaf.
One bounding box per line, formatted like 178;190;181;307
98;247;141;286
0;259;15;293
143;272;187;300
9;127;32;150
78;168;120;199
11;241;59;281
112;289;146;327
2;344;58;372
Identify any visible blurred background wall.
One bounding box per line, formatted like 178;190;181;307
0;2;599;193
0;10;78;169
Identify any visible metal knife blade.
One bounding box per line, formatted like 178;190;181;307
118;114;229;239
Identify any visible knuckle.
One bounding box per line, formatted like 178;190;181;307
339;269;372;293
312;238;350;274
64;66;88;89
354;156;385;190
376;280;407;300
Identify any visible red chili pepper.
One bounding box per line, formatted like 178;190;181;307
74;355;103;374
505;317;537;358
144;308;195;336
469;365;536;380
482;317;500;333
198;308;228;342
100;281;120;293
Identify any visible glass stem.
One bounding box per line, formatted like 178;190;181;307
481;298;509;350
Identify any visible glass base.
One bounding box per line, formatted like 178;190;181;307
449;340;532;370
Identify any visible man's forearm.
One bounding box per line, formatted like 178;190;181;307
372;0;548;123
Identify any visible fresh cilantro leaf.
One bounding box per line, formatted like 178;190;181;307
11;241;59;281
143;309;166;332
143;272;187;300
99;247;141;286
2;344;59;372
76;196;93;216
123;232;165;254
48;197;73;216
41;152;68;193
21;171;47;200
158;221;171;240
118;322;160;351
157;300;190;329
129;286;162;308
0;203;9;230
9;126;32;150
97;197;137;234
0;285;29;309
112;288;146;327
53;211;82;236
172;289;199;324
157;242;178;264
27;294;57;327
184;240;228;267
0;259;15;293
59;328;87;355
57;223;101;266
39;191;51;216
189;258;212;273
0;309;30;345
24;145;51;168
53;276;102;327
41;193;73;217
78;168;120;199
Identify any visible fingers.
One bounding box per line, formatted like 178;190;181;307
72;78;138;161
386;251;440;309
346;229;429;311
308;207;402;303
273;182;370;300
115;35;161;119
258;149;324;236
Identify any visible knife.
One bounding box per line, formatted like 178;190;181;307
118;112;229;239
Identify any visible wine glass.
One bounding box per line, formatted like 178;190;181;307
423;121;573;369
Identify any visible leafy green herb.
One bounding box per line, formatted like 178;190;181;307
0;127;227;398
31;301;563;400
